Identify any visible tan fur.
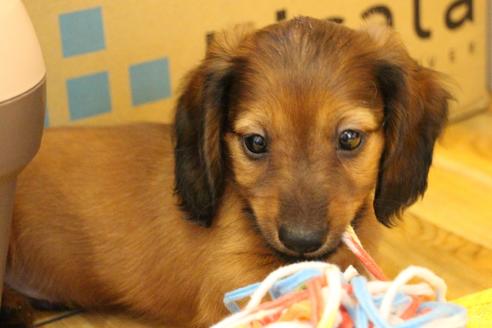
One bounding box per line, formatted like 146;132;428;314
5;17;449;327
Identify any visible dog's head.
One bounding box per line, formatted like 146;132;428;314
173;17;450;260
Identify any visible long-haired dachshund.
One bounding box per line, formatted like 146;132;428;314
1;17;449;327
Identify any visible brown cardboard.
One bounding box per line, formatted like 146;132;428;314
23;0;488;126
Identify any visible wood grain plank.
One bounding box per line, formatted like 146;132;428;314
409;112;492;249
377;212;492;300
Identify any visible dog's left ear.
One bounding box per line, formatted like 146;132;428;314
173;28;251;227
366;27;452;225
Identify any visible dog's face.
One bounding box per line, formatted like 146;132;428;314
224;62;385;259
174;18;450;261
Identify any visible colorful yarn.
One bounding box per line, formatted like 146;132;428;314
213;226;467;328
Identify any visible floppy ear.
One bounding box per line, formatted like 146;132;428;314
173;28;250;227
368;29;452;225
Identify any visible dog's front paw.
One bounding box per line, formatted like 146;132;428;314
0;286;34;328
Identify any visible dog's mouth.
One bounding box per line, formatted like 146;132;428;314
268;239;343;264
243;206;346;264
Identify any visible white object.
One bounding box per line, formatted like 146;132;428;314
0;0;46;306
0;0;45;102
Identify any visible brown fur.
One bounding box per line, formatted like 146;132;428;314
3;18;450;327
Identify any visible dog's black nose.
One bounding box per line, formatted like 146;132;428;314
278;225;325;254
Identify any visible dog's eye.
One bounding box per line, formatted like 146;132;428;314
338;130;362;151
243;134;267;157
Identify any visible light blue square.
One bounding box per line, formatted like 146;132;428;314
67;72;111;120
129;58;171;106
59;7;105;57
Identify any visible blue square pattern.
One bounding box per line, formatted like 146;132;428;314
59;7;105;57
129;58;171;106
67;72;111;120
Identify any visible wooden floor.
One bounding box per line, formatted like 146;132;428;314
378;110;492;300
35;111;492;327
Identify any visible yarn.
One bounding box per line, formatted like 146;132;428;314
213;226;467;328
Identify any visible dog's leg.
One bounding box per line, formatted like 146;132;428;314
190;258;278;327
0;285;34;328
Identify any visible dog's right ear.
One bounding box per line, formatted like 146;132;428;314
173;27;252;227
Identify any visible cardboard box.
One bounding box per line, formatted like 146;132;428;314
23;0;489;126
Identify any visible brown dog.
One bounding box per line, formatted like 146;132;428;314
2;17;449;327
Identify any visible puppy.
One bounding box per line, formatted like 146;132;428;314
2;17;449;327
